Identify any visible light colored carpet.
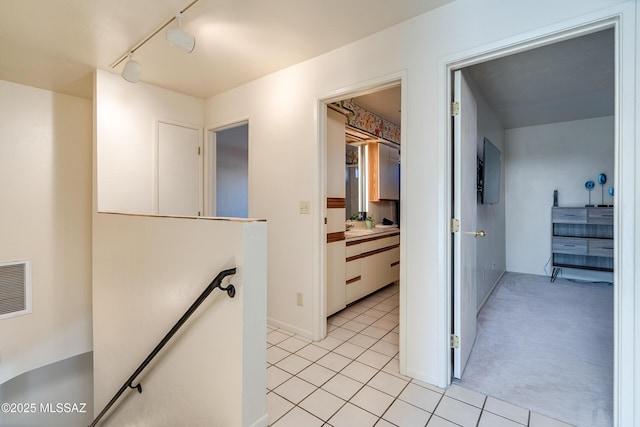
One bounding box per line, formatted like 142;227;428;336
456;272;613;427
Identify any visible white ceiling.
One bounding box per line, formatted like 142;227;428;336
352;86;402;125
0;0;450;100
467;28;614;129
1;2;613;129
347;28;614;131
342;29;614;133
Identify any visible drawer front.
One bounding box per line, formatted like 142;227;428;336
588;239;614;257
361;234;400;253
552;237;587;255
552;208;586;224
587;208;614;225
346;243;361;258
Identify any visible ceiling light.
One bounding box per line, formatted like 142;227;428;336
110;0;199;82
121;53;141;83
166;12;195;53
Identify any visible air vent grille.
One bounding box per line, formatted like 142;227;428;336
0;260;30;319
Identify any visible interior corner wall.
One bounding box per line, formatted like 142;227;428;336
95;69;204;215
0;80;93;385
202;0;632;387
464;71;507;311
505;116;614;280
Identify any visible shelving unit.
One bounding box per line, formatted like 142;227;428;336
551;207;614;282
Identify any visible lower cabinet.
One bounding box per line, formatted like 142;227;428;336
327;239;347;316
346;233;400;304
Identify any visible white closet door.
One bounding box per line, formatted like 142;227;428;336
158;122;201;216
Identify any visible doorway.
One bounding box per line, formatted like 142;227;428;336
318;78;404;341
449;26;615;426
206;122;249;218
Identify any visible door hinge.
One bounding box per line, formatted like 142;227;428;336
198;146;201;155
451;101;460;116
324;217;327;225
450;334;460;349
450;218;460;233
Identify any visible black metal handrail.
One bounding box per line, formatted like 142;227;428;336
89;267;237;427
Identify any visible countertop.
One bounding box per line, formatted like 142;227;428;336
344;226;400;242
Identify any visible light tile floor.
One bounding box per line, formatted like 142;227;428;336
266;283;575;427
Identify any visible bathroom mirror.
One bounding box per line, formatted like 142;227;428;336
346;144;367;220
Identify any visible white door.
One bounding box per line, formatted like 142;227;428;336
158;121;201;216
453;70;479;379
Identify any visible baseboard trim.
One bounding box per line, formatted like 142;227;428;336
267;317;313;340
477;270;506;315
248;413;269;427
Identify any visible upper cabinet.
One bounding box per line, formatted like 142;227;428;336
368;142;400;201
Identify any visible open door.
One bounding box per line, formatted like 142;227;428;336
452;70;481;379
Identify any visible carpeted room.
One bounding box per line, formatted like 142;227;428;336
454;29;615;427
456;272;613;427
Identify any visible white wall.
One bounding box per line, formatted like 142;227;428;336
505;116;614;281
465;72;507;311
92;214;267;427
203;0;634;388
95;69;204;214
0;80;92;384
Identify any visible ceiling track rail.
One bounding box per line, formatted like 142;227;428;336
109;0;199;69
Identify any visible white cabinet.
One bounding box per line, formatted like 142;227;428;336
327;238;346;315
345;232;400;304
326;109;347;316
368;143;400;201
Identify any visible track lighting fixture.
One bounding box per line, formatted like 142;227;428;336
111;0;199;83
166;12;195;53
121;53;141;83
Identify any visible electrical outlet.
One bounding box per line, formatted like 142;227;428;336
299;201;310;214
296;292;304;307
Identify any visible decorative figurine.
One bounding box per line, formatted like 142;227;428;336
597;173;607;206
608;187;614;207
585;180;595;207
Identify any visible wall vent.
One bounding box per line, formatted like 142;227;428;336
0;259;32;320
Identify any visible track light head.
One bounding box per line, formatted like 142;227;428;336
166;12;195;53
121;53;141;83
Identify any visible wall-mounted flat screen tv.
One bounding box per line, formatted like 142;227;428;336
481;137;501;204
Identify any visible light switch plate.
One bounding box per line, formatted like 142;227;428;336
299;201;310;214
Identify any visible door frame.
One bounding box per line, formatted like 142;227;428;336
314;72;407;345
439;12;632;425
204;119;250;217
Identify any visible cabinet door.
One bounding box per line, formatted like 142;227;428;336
327;240;346;316
380;146;400;200
378;145;400;200
361;254;379;295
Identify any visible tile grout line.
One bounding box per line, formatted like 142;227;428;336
268;289;402;425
